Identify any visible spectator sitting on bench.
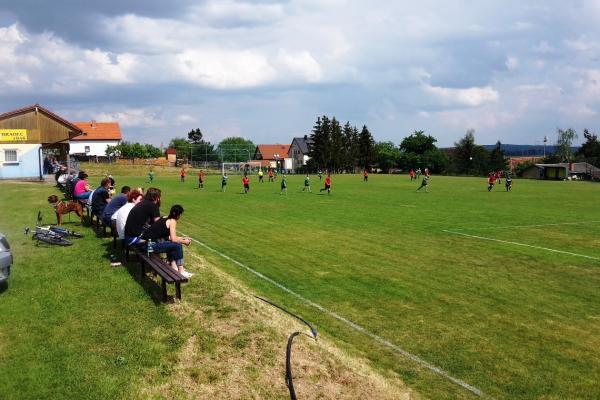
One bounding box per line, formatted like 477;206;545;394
91;177;112;221
102;185;130;226
124;187;162;245
112;189;144;240
74;172;92;200
143;205;193;278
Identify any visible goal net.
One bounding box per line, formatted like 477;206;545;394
221;161;263;175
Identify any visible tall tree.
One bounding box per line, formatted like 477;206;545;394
341;122;354;172
309;116;332;170
576;129;600;166
217;137;255;162
374;141;400;173
555;128;577;162
187;128;204;144
399;130;437;154
358;125;375;169
451;129;490;175
398;130;448;173
168;137;192;161
329;117;343;172
489;141;508;171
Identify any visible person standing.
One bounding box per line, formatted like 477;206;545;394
148;170;155;183
180;167;186;183
242;175;250;194
416;174;429;193
198;169;205;189
409;169;415;181
505;174;513;192
280;174;287;195
258;169;264;183
320;173;331;194
487;173;496;192
302;174;311;192
221;173;228;192
363;169;369;182
268;168;274;182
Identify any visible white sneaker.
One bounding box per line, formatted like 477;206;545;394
181;270;194;278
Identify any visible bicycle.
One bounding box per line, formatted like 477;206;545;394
25;212;84;246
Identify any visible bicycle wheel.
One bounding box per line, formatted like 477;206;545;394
34;233;73;246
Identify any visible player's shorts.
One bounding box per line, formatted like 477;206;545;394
325;184;330;189
304;183;310;186
244;184;249;189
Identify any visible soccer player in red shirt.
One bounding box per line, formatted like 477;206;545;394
268;168;274;182
242;175;250;194
180;167;186;183
409;169;415;181
363;169;369;182
487;173;496;192
320;173;332;194
198;169;205;189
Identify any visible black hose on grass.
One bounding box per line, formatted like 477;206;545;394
254;295;317;340
254;296;318;400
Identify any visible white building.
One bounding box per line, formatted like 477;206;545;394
70;120;122;158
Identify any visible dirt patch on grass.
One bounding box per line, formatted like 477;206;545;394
137;253;416;400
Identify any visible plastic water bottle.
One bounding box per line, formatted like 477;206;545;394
147;239;154;256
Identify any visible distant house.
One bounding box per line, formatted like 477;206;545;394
521;162;600;180
0;104;82;180
254;144;291;170
70;120;122;158
166;148;177;164
289;136;314;172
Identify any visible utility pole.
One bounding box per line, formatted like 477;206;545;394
543;135;548;158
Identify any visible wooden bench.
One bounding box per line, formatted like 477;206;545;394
136;250;188;302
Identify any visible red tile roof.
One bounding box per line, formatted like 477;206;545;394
71;121;122;141
166;148;177;155
255;144;291;160
0;103;83;137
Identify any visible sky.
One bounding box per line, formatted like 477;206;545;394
1;0;599;147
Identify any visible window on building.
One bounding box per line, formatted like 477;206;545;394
84;146;90;153
3;149;18;163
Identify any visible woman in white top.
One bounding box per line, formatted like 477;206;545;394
112;189;143;239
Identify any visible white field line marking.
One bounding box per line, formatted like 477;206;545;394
443;230;600;261
181;232;485;398
455;220;600;231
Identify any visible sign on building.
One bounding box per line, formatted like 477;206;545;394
0;129;28;142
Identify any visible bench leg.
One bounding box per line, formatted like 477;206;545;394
162;279;167;302
175;282;181;300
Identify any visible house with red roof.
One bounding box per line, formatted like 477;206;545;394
254;144;292;170
70;120;122;158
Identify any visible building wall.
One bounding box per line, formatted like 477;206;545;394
0;143;41;179
0;111;73;144
70;140;119;157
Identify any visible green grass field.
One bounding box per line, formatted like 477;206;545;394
2;172;599;399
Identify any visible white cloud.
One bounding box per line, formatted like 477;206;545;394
424;84;499;107
94;109;167;128
506;56;519;71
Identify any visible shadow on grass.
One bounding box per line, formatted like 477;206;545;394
101;240;174;305
0;281;8;294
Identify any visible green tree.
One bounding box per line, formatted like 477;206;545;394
187;128;203;144
217;137;255;162
309;116;332;170
168;137;192;161
489;141;508;171
329;117;344;172
374;141;400;172
555;128;577;162
399;130;437;154
451;129;490;175
576;129;600;166
358;125;375;169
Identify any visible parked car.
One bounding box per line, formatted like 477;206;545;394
0;232;12;286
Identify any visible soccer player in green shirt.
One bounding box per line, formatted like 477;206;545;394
280;174;287;195
416;174;429;192
221;173;228;192
148;170;155;183
302;174;311;192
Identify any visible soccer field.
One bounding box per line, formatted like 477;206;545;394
125;173;599;399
